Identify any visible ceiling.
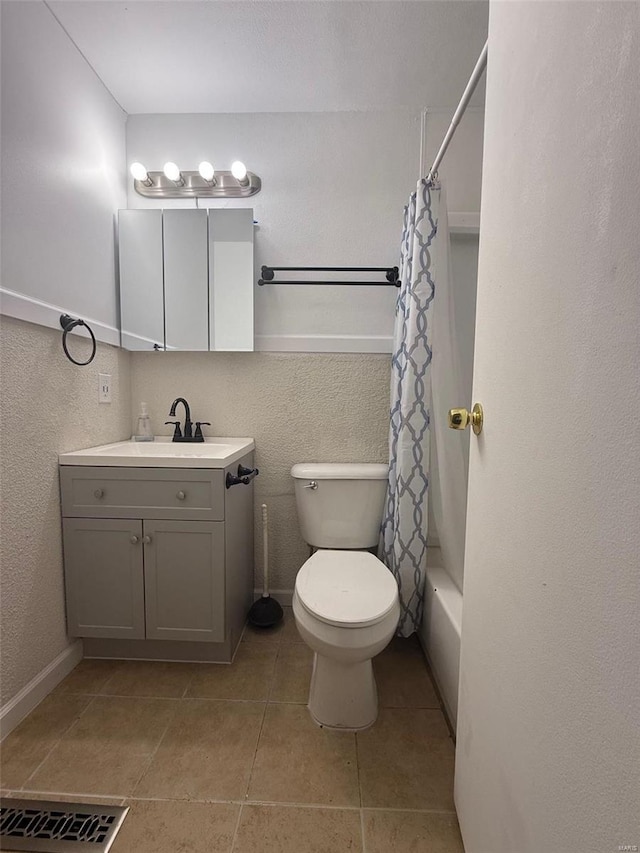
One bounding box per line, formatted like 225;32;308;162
47;0;488;114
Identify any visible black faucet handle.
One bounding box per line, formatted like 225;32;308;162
194;421;211;441
165;421;182;441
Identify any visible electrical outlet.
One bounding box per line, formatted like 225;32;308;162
99;373;112;403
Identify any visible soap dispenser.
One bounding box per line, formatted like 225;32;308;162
134;402;154;442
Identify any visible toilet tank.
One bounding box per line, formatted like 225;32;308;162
291;463;388;549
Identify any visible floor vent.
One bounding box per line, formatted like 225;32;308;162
0;798;128;852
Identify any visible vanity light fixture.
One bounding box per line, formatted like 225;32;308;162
231;160;249;186
163;161;185;186
198;161;216;185
130;162;152;187
130;161;261;198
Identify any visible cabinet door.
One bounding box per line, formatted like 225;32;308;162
208;208;254;351
163;209;209;351
143;520;225;642
118;210;165;351
63;518;145;639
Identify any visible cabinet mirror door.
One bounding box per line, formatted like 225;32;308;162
209;209;254;351
119;210;164;351
164;209;209;351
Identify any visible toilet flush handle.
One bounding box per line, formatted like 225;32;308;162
303;481;318;490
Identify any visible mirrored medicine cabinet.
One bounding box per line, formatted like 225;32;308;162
118;208;254;352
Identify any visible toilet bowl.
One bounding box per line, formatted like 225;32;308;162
291;462;400;731
290;462;399;731
293;550;399;730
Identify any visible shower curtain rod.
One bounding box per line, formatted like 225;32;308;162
426;40;488;182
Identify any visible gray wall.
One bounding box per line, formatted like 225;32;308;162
0;1;126;342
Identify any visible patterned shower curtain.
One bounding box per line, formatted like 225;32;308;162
381;179;440;636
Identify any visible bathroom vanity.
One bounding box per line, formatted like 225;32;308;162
59;438;255;662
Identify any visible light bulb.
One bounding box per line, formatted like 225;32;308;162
163;162;182;182
130;162;149;182
231;160;248;182
198;161;215;182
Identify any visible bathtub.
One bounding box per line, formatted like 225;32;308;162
419;563;463;729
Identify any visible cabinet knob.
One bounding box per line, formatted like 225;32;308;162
130;535;140;545
176;490;186;501
94;488;105;499
142;535;152;545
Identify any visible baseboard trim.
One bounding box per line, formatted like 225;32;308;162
253;589;293;607
0;641;83;740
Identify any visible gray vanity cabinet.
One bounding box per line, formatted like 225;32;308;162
60;456;255;661
62;518;145;639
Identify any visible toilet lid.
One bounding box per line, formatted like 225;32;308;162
295;550;398;628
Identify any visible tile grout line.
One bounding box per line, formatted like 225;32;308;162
127;699;182;800
11;789;458;815
229;801;244;853
19;694;100;791
356;726;366;853
55;692;441;709
5;790;127;807
241;705;267;803
240;640;280;802
180;666;198;699
54;691;307;705
96;665;124;697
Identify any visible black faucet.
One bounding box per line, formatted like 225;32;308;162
167;397;193;441
165;398;210;443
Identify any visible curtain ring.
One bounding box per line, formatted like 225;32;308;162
60;314;97;366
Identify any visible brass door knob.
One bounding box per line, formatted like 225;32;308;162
448;403;483;435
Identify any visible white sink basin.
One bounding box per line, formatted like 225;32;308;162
59;437;255;469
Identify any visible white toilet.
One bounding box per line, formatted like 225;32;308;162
291;463;400;731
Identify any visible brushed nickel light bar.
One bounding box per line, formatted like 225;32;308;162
130;161;261;198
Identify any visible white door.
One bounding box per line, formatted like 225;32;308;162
454;4;640;853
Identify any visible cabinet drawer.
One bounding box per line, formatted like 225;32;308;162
60;466;224;520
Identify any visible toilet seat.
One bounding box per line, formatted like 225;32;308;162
295;550;398;629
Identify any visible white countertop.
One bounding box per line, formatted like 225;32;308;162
59;437;255;469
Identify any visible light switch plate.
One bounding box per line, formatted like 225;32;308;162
99;373;112;403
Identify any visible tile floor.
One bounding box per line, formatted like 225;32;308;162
0;608;464;852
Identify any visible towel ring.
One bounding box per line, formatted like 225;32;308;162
60;314;97;366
